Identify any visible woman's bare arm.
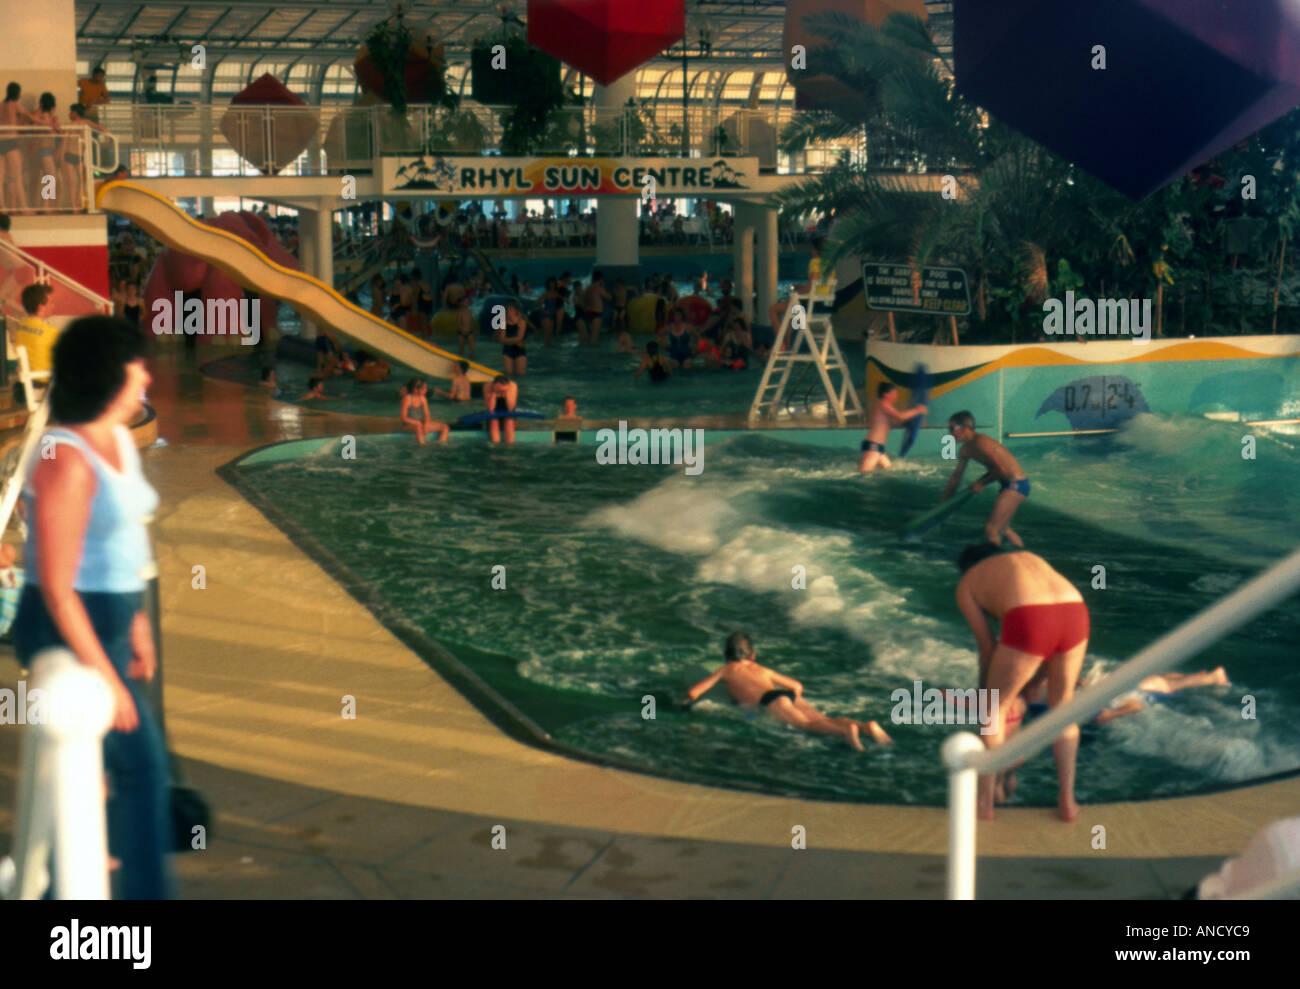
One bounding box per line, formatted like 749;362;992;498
31;447;139;731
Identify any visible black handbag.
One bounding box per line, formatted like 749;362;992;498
170;784;211;854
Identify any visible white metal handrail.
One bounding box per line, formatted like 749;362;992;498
0;348;50;543
943;543;1300;899
0;239;113;315
94;101;853;176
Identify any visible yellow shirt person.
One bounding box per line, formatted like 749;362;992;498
808;254;837;295
11;284;59;372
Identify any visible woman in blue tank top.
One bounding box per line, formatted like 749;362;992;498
14;315;170;899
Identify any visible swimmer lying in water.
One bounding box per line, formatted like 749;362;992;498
991;666;1232;804
682;632;892;750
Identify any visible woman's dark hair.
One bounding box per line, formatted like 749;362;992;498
405;377;423;392
50;316;147;424
4;82;19;102
39;92;55;112
308;376;323;389
260;365;275;381
724;631;754;663
958;542;1003;573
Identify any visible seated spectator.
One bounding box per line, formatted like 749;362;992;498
12;283;60;381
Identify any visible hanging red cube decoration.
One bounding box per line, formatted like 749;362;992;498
954;0;1300;200
220;74;320;174
527;0;685;86
785;0;928;114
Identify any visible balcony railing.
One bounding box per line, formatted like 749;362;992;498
0;126;116;213
95;102;857;179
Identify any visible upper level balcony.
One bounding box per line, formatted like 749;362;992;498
94;101;866;180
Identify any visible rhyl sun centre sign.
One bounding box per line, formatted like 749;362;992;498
382;156;758;197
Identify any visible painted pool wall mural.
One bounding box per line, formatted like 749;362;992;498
865;335;1300;448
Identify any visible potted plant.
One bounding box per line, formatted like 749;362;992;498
357;14;458;115
470;20;565;155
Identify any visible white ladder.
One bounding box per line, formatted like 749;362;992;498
0;346;51;541
748;290;864;425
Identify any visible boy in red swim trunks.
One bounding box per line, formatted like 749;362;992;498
955;543;1089;822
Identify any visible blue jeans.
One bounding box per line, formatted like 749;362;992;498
15;585;173;899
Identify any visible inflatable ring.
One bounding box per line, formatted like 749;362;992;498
627;293;665;333
675;293;713;326
430;309;462;337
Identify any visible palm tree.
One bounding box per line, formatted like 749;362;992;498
773;11;1166;341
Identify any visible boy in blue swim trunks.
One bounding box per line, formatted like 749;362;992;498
859;382;927;472
943;411;1030;547
682;632;892;749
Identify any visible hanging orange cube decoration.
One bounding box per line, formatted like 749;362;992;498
785;0;927;113
527;0;685;86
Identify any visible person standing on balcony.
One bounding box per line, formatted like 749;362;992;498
76;67;110;123
30;94;61;214
0;82;38;213
14;315;172;899
60;104;106;212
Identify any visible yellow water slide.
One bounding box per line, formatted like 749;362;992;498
96;181;499;383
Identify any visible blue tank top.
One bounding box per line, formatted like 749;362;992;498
23;426;159;593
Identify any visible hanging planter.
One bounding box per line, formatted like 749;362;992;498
356;16;458;114
470;28;565;155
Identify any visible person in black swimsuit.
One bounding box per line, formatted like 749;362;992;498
498;301;528;376
682;632;892;749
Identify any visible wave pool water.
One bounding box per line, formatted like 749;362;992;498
225;415;1300;804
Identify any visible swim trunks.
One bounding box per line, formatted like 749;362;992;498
999;601;1090;658
999;478;1031;497
502;344;526;359
759;689;796;707
64;152;82;165
861;440;885;453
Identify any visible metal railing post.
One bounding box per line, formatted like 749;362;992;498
3;648;114;900
943;732;985;900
